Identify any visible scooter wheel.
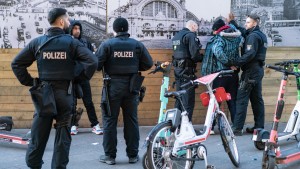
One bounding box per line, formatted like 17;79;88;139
5;124;12;131
142;152;149;169
254;141;265;150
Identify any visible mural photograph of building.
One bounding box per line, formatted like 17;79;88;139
231;0;300;46
0;0;107;49
0;0;299;49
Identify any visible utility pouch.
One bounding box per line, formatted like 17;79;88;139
29;82;57;117
74;83;83;99
130;73;145;94
139;86;146;102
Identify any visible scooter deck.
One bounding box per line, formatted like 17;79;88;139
276;147;300;164
0;130;29;145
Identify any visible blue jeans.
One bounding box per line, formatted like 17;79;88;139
233;67;265;130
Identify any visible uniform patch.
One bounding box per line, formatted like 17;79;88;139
114;51;134;58
247;45;252;51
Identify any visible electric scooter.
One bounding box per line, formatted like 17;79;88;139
142;61;172;169
260;62;300;169
0;116;30;145
253;60;300;150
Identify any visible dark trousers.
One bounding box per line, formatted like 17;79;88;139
101;78;140;158
175;77;195;121
233;67;265;130
26;81;73;169
76;80;98;127
212;73;239;123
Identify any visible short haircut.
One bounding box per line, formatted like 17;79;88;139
48;8;67;25
248;13;260;24
186;20;197;28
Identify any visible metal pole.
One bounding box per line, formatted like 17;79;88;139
106;0;108;34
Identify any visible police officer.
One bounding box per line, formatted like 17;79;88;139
172;20;203;121
96;17;153;165
228;13;267;136
11;8;97;169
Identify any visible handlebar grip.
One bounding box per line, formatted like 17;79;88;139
180;80;193;88
266;64;281;71
219;70;234;75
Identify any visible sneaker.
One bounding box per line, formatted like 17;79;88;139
70;125;78;135
210;130;215;135
99;155;116;165
92;124;103;135
233;129;243;136
129;155;139;164
246;127;255;134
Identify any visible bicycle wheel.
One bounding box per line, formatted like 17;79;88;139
217;114;240;167
142;152;149;169
146;122;194;169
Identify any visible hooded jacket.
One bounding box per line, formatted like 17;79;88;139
70;20;94;52
201;24;243;76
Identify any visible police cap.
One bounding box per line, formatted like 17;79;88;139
113;17;129;33
48;8;67;25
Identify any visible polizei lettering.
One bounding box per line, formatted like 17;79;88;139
43;52;67;59
114;51;134;58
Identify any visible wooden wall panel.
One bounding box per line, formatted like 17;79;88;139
0;47;299;128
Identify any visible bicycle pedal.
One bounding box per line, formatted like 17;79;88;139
207;165;216;169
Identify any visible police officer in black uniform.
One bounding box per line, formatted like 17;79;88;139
228;13;267;136
172;20;203;121
96;17;153;165
11;8;97;169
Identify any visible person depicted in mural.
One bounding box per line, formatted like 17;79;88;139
96;17;153;165
228;13;268;136
172;20;203;121
11;8;97;169
201;18;243;134
69;20;103;135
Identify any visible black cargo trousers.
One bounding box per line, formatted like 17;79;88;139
101;77;140;158
26;81;73;169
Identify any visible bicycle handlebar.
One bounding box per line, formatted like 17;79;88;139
180;80;194;88
274;59;300;66
219;69;234;75
266;64;298;76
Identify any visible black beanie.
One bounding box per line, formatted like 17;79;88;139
212;19;225;31
113;17;129;33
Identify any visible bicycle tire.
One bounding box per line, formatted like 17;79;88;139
146;122;194;169
142;152;149;169
217;115;240;167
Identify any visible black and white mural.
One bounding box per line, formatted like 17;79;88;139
0;0;106;49
231;0;300;47
0;0;299;49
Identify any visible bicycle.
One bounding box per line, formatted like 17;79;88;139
145;70;239;169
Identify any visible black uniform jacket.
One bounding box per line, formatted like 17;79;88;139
11;27;97;86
